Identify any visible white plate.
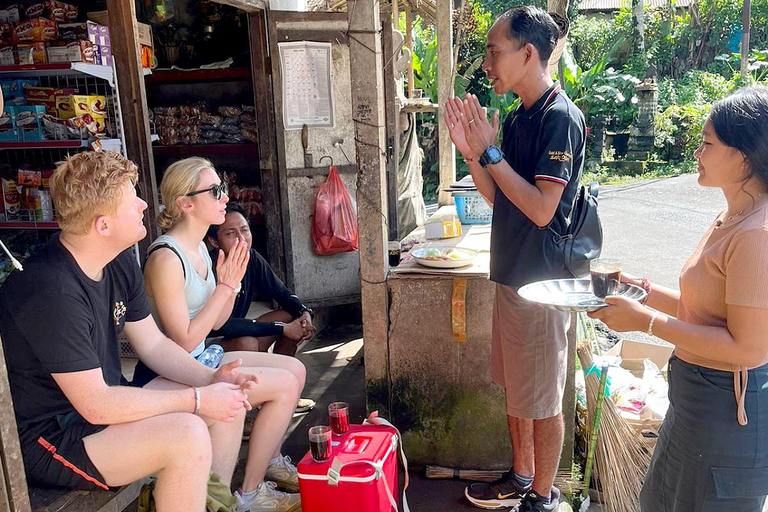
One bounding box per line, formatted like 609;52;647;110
411;247;479;269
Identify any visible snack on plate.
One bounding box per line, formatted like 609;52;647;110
419;248;474;261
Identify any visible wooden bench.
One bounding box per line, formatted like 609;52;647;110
0;340;144;512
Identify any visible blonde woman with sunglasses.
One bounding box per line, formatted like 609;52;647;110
138;157;304;512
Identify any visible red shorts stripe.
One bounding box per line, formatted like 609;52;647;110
37;437;109;490
535;175;568;186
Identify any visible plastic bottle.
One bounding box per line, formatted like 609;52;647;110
39;187;53;222
198;344;224;368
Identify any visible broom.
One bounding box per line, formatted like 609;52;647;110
578;343;651;512
425;466;584;495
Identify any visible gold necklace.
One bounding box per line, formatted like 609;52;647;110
717;192;765;227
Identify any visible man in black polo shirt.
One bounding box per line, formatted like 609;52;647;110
445;6;585;512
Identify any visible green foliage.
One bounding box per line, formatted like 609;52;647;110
569;14;625;70
582;160;697;185
657;70;731;109
654;103;710;161
559;43;641;128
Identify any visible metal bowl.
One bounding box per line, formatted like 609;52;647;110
517;278;647;312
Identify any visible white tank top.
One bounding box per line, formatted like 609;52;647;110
147;234;215;358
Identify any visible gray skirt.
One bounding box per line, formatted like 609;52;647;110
640;354;768;512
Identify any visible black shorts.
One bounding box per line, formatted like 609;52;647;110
19;411;111;491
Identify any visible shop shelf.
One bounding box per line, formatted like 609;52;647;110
0;220;59;229
0;63;115;86
0;139;122;151
152;143;258;157
144;68;252;84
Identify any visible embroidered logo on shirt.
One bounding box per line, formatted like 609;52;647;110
549;150;572;162
113;300;126;326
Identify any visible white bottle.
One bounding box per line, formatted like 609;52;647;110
39;188;53;222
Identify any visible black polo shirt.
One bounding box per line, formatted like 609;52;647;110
490;82;586;287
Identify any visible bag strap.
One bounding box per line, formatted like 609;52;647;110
325;414;410;512
145;243;186;280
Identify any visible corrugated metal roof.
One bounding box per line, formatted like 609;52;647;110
313;0;437;23
579;0;693;12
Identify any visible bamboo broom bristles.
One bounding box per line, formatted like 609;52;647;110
578;344;651;512
424;466;584;494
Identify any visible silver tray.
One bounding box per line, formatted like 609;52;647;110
517;278;647;312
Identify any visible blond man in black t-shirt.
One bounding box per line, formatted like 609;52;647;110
444;6;585;512
0;151;258;511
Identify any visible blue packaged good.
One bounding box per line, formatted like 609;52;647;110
11;105;46;141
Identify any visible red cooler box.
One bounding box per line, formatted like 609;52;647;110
297;424;400;512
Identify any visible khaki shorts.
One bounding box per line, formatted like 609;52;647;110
491;283;569;419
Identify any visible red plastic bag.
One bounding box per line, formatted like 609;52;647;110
311;166;359;255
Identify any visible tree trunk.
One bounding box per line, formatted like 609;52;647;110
632;0;645;55
741;0;751;79
547;0;569;16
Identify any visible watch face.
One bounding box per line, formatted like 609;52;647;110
488;146;503;163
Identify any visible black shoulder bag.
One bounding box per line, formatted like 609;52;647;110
544;181;603;278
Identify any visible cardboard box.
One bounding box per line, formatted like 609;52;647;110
0;44;16;65
11;105;46;141
425;215;462;239
24;85;76;115
47;39;95;64
0;107;18;141
17;42;47;65
0;78;38;105
96;44;112;66
56;94;107;119
604;339;674;378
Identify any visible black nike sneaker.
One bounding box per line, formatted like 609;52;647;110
464;470;530;509
512;487;561;512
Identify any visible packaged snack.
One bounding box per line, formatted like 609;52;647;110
17;42;48;65
12;105;46;141
218;106;242;117
2;179;20;220
56;94;107;119
24;85;76;115
0;79;37;105
0;108;17;142
14;17;57;42
0;22;16;44
0;5;22;24
45;1;77;22
0;45;16;65
47;39;95;64
18;167;41;187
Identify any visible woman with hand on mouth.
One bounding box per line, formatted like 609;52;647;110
136;157;304;512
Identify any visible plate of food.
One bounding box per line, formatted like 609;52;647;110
411;246;479;269
517;278;647;312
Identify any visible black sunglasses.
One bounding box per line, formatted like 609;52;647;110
186;182;228;200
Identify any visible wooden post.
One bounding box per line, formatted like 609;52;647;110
249;10;287;280
107;0;159;250
392;0;399;30
0;338;31;512
437;0;455;205
405;3;414;98
382;13;400;241
347;0;390;392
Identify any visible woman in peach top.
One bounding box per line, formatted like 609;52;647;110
590;86;768;512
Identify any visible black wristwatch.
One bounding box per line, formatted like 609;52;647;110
299;306;315;320
479;145;504;167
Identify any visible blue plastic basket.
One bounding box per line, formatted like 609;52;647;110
453;191;493;224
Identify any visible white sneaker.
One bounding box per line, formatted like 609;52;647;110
265;454;299;492
235;482;301;512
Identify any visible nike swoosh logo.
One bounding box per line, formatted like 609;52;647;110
497;492;517;499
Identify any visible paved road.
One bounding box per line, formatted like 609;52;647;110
599;173;725;289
